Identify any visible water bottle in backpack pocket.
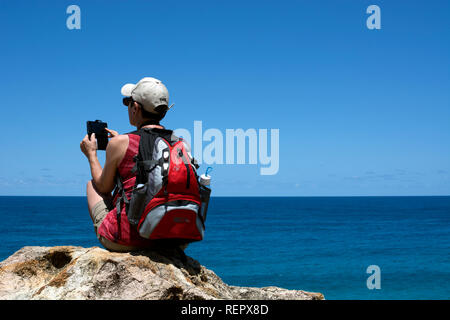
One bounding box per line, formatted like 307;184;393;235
198;168;212;224
199;185;211;225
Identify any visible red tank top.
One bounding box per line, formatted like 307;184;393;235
97;133;154;247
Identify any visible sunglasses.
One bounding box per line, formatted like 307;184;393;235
122;97;133;107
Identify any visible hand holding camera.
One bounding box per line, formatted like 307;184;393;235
81;120;118;159
86;120;108;150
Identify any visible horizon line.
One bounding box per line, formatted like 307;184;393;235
1;195;450;198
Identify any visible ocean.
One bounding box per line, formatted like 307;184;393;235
0;196;449;300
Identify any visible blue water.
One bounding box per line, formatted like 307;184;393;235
0;196;449;300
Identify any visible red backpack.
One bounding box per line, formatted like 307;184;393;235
115;127;208;244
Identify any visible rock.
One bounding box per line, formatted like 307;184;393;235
0;246;324;300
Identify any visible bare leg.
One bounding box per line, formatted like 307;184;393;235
86;180;140;252
86;180;112;222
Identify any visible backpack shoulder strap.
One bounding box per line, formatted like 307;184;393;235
114;174;129;241
131;128;175;184
136;127;175;156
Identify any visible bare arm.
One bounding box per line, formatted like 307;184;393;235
80;133;128;194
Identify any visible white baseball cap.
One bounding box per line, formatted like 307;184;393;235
121;77;173;114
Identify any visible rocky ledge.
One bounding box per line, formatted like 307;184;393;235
0;246;324;300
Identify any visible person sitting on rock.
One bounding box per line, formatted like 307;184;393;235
80;77;177;252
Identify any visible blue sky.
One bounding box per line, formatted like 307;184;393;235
0;0;449;196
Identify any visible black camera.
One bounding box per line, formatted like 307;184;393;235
87;120;108;150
